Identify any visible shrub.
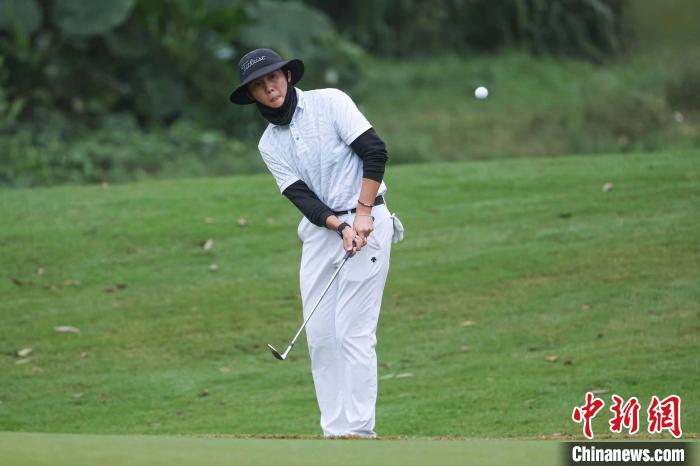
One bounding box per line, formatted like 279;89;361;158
666;61;700;112
581;90;670;151
0;112;262;188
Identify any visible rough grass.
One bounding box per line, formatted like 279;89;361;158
355;51;700;164
0;150;698;440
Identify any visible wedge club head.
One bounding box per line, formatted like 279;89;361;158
267;343;288;360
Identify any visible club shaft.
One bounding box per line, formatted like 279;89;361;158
286;255;350;350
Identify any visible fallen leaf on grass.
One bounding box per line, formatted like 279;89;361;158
396;373;413;379
200;389;209;397
32;367;44;374
204;217;216;224
591;389;609;395
16;348;32;357
219;367;232;373
63;280;81;286
581;304;591;310
203;239;214;251
237;217;248;226
37;267;45;276
544;355;559;362
602;182;614;192
379;374;395;380
73;393;84;399
103;284;127;293
54;326;80;333
460;320;476;327
461;346;470;352
15;358;32;365
209;264;219;272
81;352;90;358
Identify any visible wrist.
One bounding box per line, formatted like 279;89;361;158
356;203;372;215
325;214;341;230
337;222;351;238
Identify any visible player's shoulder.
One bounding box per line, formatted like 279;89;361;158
304;88;353;107
257;124;276;152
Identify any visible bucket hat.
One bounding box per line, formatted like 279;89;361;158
229;48;304;105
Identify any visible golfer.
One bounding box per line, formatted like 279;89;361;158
229;48;402;438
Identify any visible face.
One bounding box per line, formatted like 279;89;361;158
247;69;291;108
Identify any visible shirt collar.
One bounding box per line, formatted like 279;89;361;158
295;87;305;111
287;87;304;126
271;87;303;130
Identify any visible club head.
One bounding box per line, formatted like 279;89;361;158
267;344;286;360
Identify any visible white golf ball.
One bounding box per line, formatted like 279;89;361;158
474;86;488;99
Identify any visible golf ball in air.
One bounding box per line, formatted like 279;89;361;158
474;86;488;99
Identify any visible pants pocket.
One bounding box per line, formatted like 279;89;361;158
343;215;392;282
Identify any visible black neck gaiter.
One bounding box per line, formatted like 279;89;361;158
256;84;297;126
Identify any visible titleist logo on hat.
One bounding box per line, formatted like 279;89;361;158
241;56;266;73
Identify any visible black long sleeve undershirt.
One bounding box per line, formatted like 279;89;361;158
283;180;334;227
282;127;388;227
351;128;388;183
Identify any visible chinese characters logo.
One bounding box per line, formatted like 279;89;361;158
571;392;681;439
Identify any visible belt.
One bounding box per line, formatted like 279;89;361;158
333;195;384;217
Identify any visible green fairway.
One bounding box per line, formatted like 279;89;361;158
0;432;561;466
1;151;698;439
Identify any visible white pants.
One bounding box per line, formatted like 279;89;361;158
297;204;393;437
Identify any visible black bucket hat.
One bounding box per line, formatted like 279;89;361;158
229;48;304;105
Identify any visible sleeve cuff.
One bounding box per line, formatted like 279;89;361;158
319;210;334;227
362;170;384;183
344;122;373;146
279;177;301;194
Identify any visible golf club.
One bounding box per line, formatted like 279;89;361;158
267;244;355;361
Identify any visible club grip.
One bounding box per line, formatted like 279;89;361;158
343;240;357;259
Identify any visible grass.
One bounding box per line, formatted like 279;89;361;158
0;432;566;466
0;150;698;440
355;50;700;164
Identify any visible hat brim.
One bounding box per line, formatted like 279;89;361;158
229;58;304;105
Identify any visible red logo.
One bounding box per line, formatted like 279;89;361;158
572;393;682;439
572;392;606;439
647;395;682;438
609;394;641;434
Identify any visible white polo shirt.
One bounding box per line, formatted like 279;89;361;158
258;87;387;211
